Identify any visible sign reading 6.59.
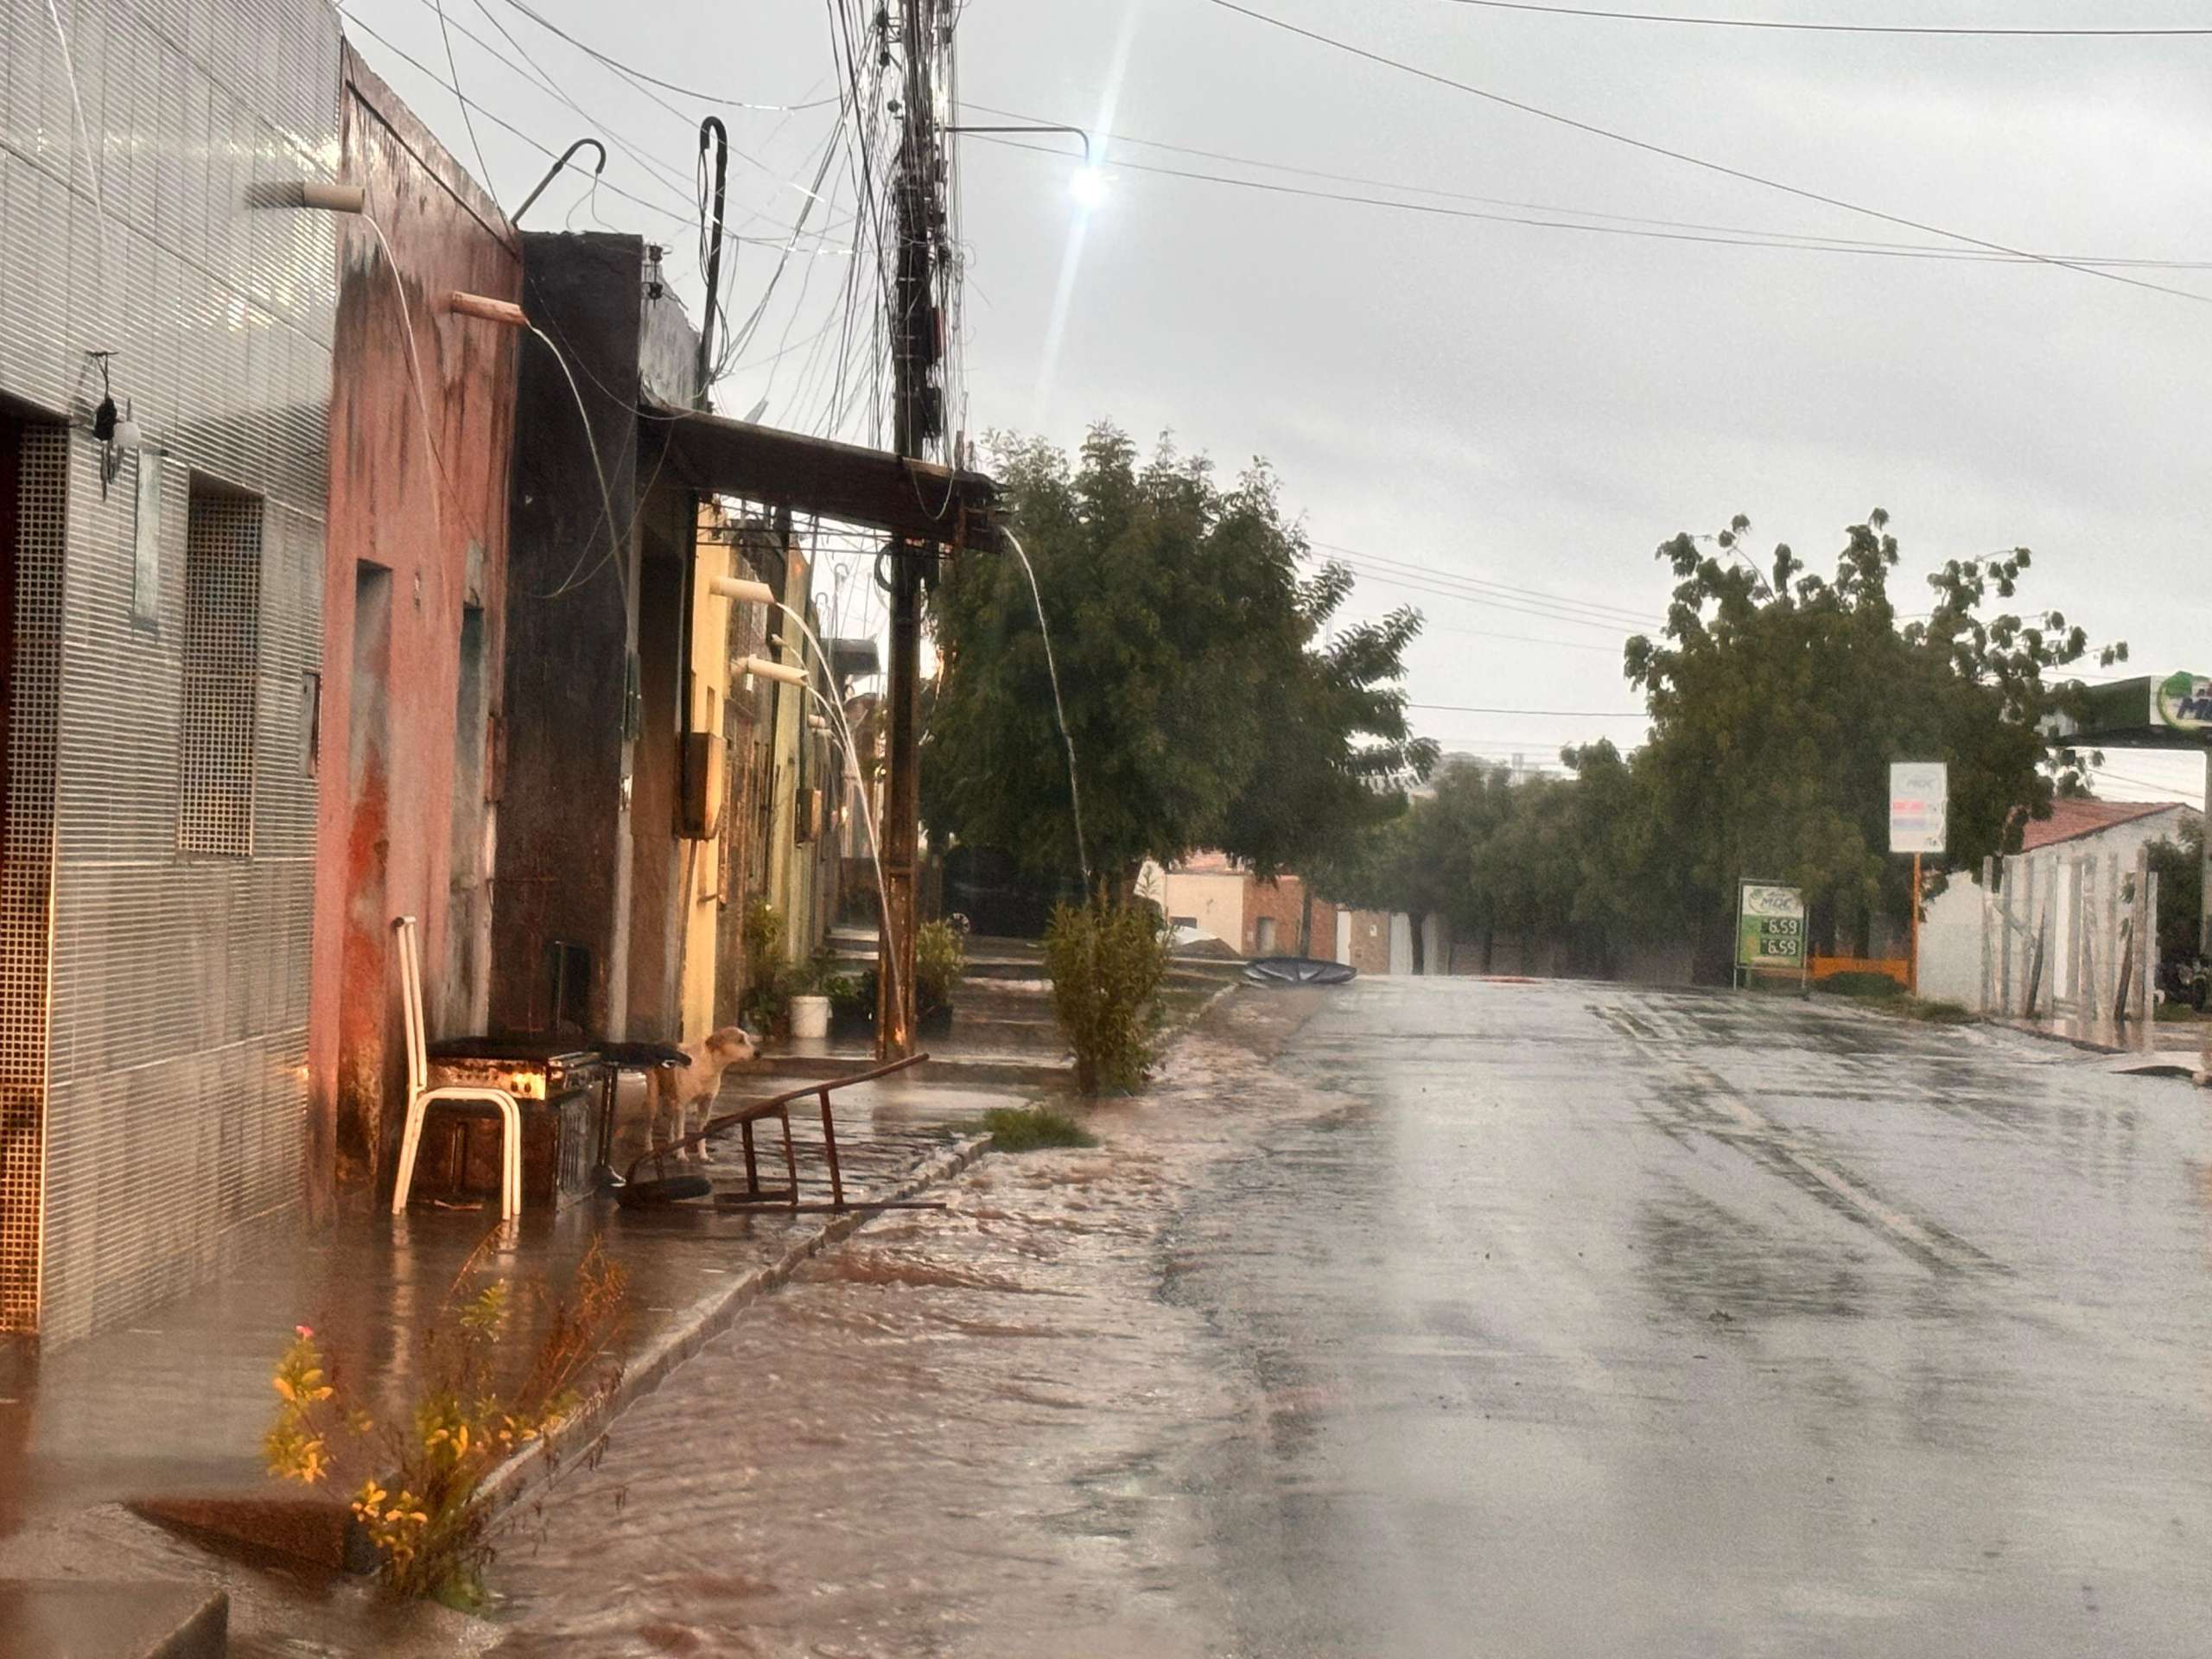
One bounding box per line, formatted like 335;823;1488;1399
1737;881;1808;976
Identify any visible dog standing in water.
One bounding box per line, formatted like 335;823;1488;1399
649;1027;758;1160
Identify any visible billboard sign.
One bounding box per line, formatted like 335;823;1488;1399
1889;761;1948;855
1737;880;1807;976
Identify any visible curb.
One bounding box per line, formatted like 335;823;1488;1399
474;1132;992;1516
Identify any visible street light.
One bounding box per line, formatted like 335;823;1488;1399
940;124;1103;207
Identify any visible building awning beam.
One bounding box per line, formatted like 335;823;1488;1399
2044;672;2212;752
642;404;1003;553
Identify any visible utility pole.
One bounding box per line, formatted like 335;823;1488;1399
877;0;944;1058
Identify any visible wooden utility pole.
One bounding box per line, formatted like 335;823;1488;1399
876;0;943;1058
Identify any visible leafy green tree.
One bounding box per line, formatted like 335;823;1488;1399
1319;512;2124;982
925;426;1430;898
1623;511;2122;963
2146;819;2205;960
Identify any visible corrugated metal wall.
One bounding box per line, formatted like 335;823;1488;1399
1;0;339;1343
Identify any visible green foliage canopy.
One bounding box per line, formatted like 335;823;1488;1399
923;425;1433;884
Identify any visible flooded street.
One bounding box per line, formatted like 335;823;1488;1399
495;980;2212;1656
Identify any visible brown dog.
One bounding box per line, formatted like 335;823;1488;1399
648;1027;757;1161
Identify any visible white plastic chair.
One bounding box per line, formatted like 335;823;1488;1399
389;914;522;1218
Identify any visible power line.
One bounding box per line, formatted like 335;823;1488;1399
431;0;499;201
341;12;852;247
1330;562;1649;633
1313;542;1662;625
973;130;2212;271
1385;618;1626;653
1409;701;1648;715
1441;1;2212;35
1199;0;2212;307
969;103;2212;270
480;0;842;109
1308;547;1662;633
340;11;712;229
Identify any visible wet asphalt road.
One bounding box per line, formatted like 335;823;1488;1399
1179;978;2212;1657
498;978;2212;1656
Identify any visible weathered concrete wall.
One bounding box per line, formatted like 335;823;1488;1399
1163;870;1243;949
311;46;519;1203
491;234;644;1038
492;232;701;1042
1340;910;1392;974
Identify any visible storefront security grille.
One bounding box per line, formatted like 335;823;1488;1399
0;426;67;1333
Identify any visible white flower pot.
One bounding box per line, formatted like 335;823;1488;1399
790;995;831;1039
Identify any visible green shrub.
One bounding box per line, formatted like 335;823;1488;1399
1045;894;1173;1095
978;1105;1097;1151
741;900;790;1032
916;917;968;1019
1902;997;1974;1025
1817;971;1906;1001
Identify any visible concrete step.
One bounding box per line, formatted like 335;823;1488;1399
0;1580;227;1658
941;1016;1065;1052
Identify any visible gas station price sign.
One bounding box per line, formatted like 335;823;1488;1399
1737;881;1808;978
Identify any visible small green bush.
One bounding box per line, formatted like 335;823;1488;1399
1901;996;1974;1025
1045;894;1173;1095
916;917;968;1019
978;1105;1097;1151
740;900;790;1033
1818;971;1906;1001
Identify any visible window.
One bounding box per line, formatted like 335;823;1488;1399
177;483;263;856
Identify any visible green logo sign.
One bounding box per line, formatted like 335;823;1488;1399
2155;671;2212;730
1737;880;1807;974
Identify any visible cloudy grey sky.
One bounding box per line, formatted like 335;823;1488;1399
347;0;2212;804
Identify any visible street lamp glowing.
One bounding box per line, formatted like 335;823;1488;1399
1070;166;1107;210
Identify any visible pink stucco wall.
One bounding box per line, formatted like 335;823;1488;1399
308;48;521;1211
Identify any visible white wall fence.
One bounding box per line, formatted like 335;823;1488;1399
1979;846;2158;1045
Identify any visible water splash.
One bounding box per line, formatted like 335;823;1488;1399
1007;531;1091;885
525;323;626;607
764;597;902;1016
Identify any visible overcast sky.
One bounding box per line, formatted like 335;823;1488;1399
347;0;2212;805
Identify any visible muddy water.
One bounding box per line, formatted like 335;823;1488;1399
493;996;1326;1656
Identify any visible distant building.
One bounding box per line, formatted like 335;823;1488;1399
1152;853;1391;972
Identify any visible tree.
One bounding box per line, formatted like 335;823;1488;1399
1319;510;2126;983
2147;819;2204;961
1218;560;1437;949
924;425;1430;898
1623;511;2123;963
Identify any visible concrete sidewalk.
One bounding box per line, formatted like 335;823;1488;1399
0;1064;1038;1656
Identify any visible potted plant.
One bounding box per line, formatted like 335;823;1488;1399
740;900;793;1039
916;917;968;1037
786;953;832;1040
827;968;875;1041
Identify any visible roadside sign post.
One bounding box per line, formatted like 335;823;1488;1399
1736;880;1808;995
1889;761;1948;996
